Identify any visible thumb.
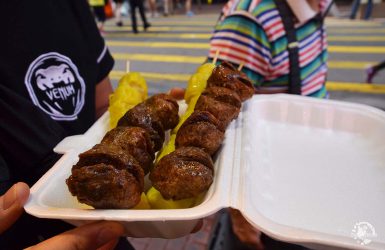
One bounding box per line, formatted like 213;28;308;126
26;221;125;250
0;182;30;234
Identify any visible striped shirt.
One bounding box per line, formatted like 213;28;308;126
208;0;332;98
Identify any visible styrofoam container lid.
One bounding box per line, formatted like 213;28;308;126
25;94;385;249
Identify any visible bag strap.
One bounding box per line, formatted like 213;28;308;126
273;0;301;95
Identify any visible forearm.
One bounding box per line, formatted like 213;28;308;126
95;76;113;119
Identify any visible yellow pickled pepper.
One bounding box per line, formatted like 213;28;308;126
147;63;215;209
108;72;148;128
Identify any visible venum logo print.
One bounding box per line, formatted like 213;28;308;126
25;52;86;121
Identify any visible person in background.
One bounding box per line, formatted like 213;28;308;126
163;0;173;16
366;60;385;83
0;0;134;248
185;0;194;16
148;0;159;17
207;0;333;98
350;0;373;20
0;183;125;250
89;0;107;33
128;0;151;33
114;0;125;26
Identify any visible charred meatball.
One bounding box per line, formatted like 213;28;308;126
175;111;224;156
150;146;214;200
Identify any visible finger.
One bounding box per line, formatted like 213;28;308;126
26;221;125;250
0;182;30;234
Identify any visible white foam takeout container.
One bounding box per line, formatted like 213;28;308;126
25;94;385;249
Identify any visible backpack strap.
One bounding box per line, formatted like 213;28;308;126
273;0;301;95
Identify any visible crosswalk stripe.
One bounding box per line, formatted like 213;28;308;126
329;46;385;53
105;33;385;40
328;36;385;42
105;19;382;27
105;26;214;32
105;33;211;39
112;53;377;69
106;33;385;41
107;39;385;47
327;82;385;94
112;53;206;63
110;70;190;82
327;28;385;33
107;41;210;48
109;42;385;53
105;26;385;33
109;71;385;94
328;61;374;69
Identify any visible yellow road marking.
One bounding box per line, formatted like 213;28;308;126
112;53;378;69
325;20;382;26
108;40;385;53
328;61;374;69
112;53;206;63
109;42;385;53
328;28;385;33
326;82;385;94
107;41;210;49
105;26;213;32
328;36;385;42
105;33;211;39
105;18;381;27
105;32;385;40
110;70;190;82
110;71;385;94
329;46;385;53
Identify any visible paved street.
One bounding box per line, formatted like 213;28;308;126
101;4;385;250
104;4;385;111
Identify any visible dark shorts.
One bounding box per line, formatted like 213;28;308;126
113;0;125;3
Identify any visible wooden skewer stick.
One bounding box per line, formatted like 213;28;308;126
238;62;244;71
126;60;130;73
213;49;220;64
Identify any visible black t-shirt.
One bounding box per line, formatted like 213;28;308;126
0;1;114;248
0;0;114;190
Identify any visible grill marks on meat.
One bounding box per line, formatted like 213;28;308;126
117;94;180;151
176;111;224;156
150;147;214;200
67;164;142;209
195;87;241;128
102;126;154;174
207;61;255;101
66;94;179;209
117;102;165;152
144;93;179;130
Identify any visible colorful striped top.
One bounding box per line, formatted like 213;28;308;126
208;0;332;98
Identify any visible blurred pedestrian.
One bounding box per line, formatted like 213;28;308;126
114;0;125;26
350;0;373;20
89;0;107;33
208;0;333;98
186;0;194;16
366;60;385;83
129;0;151;33
163;0;173;16
148;0;159;17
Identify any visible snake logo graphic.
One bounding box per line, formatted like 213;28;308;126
25;52;86;121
